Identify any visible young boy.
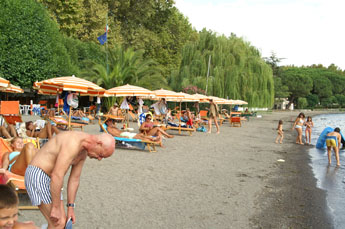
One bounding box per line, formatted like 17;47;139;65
0;184;38;229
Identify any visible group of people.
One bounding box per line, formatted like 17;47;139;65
276;112;342;166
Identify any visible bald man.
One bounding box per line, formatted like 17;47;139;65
24;131;115;229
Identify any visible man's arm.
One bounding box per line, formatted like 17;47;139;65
66;155;86;223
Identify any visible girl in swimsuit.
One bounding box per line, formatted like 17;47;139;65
25;121;59;139
0;137;37;176
305;116;314;145
292;112;306;145
139;114;174;139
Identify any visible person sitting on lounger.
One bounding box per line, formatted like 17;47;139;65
0;137;37;176
139;114;174;138
0;124;17;139
0;185;38;229
25;121;59;139
104;119;161;143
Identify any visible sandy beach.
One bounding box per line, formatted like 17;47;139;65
18;110;333;228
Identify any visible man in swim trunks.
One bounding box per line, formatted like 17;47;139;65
326;127;342;166
24;131;115;228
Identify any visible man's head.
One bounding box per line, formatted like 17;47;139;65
0;185;18;229
87;133;115;161
334;127;341;133
113;103;118;108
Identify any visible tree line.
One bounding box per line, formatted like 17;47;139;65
0;0;277;107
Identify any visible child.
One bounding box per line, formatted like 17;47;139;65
305;116;314;145
0;184;38;229
275;120;284;144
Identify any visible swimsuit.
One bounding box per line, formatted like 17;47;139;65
326;136;338;147
25;165;63;206
8;151;20;172
295;119;304;129
120;132;137;139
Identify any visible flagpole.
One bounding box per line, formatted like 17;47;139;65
106;12;109;75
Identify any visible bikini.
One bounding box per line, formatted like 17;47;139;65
295;119;304;129
8;151;20;171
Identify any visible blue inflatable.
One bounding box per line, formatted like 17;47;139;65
316;127;345;149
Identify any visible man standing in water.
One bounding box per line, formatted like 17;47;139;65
25;131;115;229
326;127;342;166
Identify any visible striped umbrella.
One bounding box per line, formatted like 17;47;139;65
191;93;210;103
103;84;154;97
34;75;105;96
153;89;184;99
0;77;10;88
166;92;199;102
2;84;24;94
233;100;248;105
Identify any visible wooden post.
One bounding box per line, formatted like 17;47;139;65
68;105;72;130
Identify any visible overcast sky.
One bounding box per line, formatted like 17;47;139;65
175;0;345;69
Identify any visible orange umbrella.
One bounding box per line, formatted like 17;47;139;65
0;77;10;89
34;75;105;96
2;84;24;94
153;89;184;99
104;84;154;97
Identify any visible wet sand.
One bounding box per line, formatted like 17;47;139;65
19;110;333;228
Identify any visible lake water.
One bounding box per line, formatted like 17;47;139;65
308;113;345;228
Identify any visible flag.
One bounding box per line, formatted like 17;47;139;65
97;32;107;45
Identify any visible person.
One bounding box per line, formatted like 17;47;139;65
292;112;305;145
305;116;314;145
104;119;161;143
326;127;342;166
185;108;193;128
275;120;284;144
139;114;174;139
25;121;59;139
0;185;38;229
24;131;115;229
108;103;120;116
0;124;17;139
207;99;220;134
1;137;38;176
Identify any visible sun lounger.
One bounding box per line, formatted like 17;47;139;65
166;121;194;136
230;116;242;127
49;116;85;131
98;118;157;152
0;101;23;125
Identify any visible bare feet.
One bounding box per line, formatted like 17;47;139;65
280;142;283;144
167;135;174;138
216;131;220;134
207;131;211;134
275;141;278;144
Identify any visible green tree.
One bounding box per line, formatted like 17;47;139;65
297;97;308;109
306;94;319;108
0;0;73;87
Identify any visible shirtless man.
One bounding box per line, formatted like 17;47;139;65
104;119;160;143
108;103;120;116
24;131;115;229
326;127;342;166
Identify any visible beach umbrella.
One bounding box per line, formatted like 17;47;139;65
0;77;10;89
191;93;210;103
1;84;24;94
233;100;248;105
33;75;105;129
153;89;184;99
103;84;155;98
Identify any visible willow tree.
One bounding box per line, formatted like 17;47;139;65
168;29;274;107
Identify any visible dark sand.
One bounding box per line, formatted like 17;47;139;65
19;110;334;228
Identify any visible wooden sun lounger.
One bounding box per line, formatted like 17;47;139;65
166;124;194;136
49;116;85;131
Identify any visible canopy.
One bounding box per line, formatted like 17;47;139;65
153;89;184;99
0;77;10;88
103;84;154;97
166;92;199;102
1;84;24;94
33;75;105;96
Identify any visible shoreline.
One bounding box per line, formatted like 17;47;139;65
19;110;336;228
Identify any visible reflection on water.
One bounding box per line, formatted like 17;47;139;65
309;113;345;228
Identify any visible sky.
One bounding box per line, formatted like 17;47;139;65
175;0;345;69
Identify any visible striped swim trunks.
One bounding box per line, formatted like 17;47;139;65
25;165;62;206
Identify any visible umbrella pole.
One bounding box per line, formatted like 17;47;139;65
68;105;72;130
179;101;182;134
126;110;129;128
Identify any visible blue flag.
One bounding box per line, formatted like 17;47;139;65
97;32;107;45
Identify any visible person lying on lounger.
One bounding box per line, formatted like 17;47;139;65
139;114;174;138
0;124;17;139
105;119;161;143
25;121;59;139
0;137;38;176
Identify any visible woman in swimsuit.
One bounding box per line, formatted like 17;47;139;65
305;116;314;145
292;112;306;145
25;121;59;139
139;114;174;139
0;137;37;176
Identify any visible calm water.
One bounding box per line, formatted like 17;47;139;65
308;113;345;228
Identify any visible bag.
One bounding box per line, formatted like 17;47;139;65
196;126;207;132
67;93;78;108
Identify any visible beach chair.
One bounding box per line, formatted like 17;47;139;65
0;137;39;210
230;114;242;127
0;101;23;125
49;116;86;131
98;118;157;153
